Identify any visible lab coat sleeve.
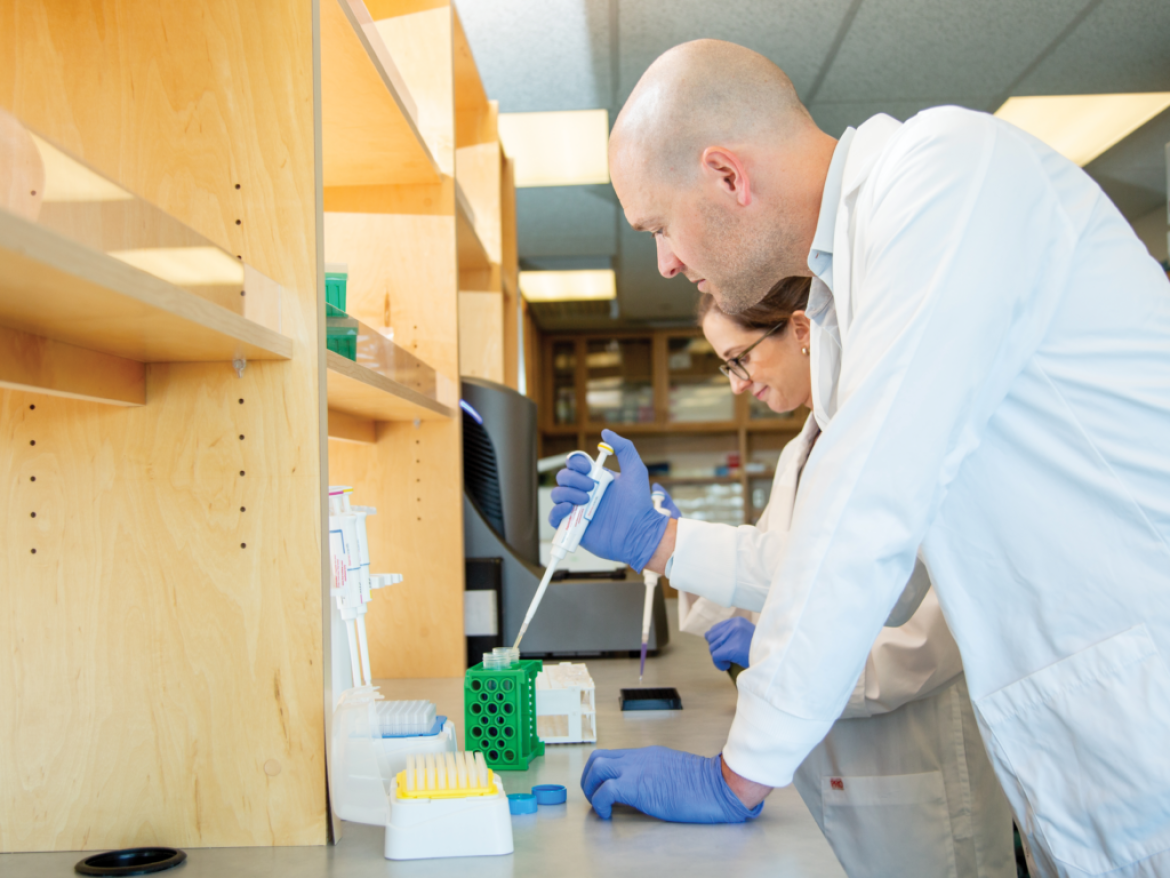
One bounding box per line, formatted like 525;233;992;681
669;517;786;613
839;584;964;718
724;109;1078;786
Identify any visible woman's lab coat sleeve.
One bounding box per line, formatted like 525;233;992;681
723;109;1077;786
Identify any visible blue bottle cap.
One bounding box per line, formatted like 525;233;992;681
508;793;538;815
531;784;567;805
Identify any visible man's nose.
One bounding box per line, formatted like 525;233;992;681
656;235;684;279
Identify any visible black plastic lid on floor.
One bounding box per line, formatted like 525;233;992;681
620;687;683;711
75;847;187;876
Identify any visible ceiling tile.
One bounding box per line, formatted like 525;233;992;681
1084;106;1170;218
455;0;611;111
516;185;618;258
1014;0;1170;95
617;0;857;105
815;0;1091;105
808;97;993;137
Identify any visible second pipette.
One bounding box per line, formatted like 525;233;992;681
639;489;672;681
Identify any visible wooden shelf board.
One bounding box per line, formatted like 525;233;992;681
326;349;453;423
654;474;743;486
321;0;440;187
455;180;490;271
0;209;293;364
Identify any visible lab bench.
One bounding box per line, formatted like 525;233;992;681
2;603;845;878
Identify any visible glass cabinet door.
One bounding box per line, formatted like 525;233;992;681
667;336;733;422
586;339;654;424
552;341;577;425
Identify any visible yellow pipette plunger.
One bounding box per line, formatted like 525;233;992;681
513;443;615;650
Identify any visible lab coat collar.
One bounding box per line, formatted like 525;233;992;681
806;127;855;290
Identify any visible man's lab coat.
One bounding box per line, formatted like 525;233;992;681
674;415;1013;878
721;107;1170;878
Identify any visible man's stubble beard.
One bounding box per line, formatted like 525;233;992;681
699;200;798;315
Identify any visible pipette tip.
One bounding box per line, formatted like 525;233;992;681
639;641;648;681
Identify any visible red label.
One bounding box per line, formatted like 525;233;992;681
830;778;844;791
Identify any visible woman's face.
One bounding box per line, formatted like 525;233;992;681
702;309;814;414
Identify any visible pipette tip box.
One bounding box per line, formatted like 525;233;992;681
619;687;683;711
385;752;513;860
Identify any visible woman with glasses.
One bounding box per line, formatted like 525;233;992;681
558;276;1016;877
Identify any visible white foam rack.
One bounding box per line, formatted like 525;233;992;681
535;662;597;744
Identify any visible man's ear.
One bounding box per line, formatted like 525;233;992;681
701;147;752;207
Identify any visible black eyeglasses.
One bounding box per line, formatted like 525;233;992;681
718;321;787;381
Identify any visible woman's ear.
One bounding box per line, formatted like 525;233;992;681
790;310;812;347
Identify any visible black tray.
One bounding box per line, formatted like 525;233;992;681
620;686;683;711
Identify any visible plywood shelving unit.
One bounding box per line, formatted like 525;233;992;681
0;0;326;853
323;0;513;683
0;0;517;855
0;209;293;407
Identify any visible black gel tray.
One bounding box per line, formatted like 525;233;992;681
620;687;683;711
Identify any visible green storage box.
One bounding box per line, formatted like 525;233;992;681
324;265;348;311
464;659;545;771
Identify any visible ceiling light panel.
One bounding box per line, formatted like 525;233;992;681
519;269;615;302
995;93;1170;167
499;110;610;187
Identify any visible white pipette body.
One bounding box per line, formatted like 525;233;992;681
513;443;615;649
639;491;671;681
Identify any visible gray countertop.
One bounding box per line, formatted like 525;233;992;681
5;601;845;877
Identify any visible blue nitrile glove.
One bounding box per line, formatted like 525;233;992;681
548;430;671;572
705;617;756;672
581;746;763;823
650;483;682;519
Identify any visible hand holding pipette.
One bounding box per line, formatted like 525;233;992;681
513;442;616;650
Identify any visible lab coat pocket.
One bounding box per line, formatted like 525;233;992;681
822;771;958;878
976;624;1170;875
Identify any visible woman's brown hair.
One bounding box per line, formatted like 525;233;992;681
696;275;812;332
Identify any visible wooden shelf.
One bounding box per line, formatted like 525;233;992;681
320;0;440;187
326;349;454;425
455;179;490;271
0;209;293;365
654;474;743;486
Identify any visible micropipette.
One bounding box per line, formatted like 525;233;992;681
639;490;672;681
513;442;615;650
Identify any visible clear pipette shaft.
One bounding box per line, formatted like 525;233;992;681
513;562;556;650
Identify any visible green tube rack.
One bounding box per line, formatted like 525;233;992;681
464;659;545;771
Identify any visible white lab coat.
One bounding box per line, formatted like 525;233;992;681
722;107;1170;878
675;416;1014;878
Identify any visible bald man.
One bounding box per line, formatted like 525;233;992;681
570;40;1170;878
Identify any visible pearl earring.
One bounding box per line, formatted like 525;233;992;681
801;346;809;356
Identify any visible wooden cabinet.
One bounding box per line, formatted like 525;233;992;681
0;0;514;853
539;329;806;525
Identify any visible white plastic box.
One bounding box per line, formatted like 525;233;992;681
385;771;512;860
535;662;596;744
331;690;456;825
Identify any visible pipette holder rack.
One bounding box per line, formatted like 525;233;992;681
464;659;545;770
